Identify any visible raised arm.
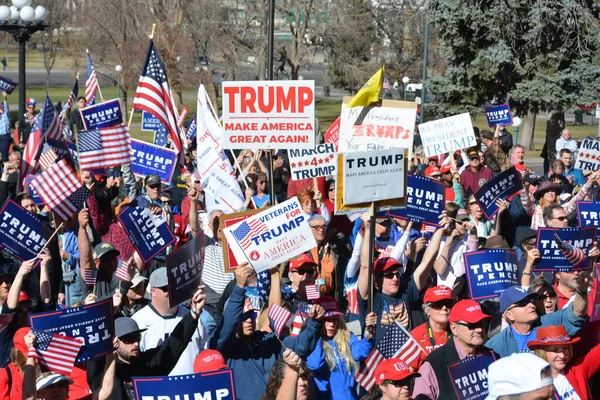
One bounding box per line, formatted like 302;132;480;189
414;226;446;291
78;208;94;279
7;258;34;309
39;249;52;304
520;247;540;287
357;215;371;300
492;199;508;237
188;187;200;237
93;351;116;400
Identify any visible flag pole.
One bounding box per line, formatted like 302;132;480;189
86;49;104;102
127;23;157;130
36;222;65;257
368;201;376;313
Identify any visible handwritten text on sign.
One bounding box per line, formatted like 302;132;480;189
418;113;476;158
222;81;315;149
289;143;336;180
576;138;600;172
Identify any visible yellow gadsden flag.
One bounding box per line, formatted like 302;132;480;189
347;67;383;108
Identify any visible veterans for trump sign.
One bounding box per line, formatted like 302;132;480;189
130;139;177;184
464;250;519;300
575;138;600;171
132;369;235;400
222;80;315;149
0;199;52;262
289;143;336;180
484;104;513;128
388;174;445;226
535;227;596;272
223;197;316;273
166;233;204;306
418;113;476;158
474;167;523;219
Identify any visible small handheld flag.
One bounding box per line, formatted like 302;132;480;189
268;304;292;338
85;52;99;106
83;269;98;286
553;232;587;268
305;284;320;300
28;329;83;375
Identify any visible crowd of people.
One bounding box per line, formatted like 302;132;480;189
0;89;599;400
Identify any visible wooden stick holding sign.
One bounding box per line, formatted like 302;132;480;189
368;202;376;313
230;150;258;210
36;222;64;257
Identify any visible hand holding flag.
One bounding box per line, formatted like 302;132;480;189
28;329;83;375
553;232;587;268
268;304;292;338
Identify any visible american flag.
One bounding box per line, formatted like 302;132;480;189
28;329;83;375
78;123;132;170
154;124;169;147
231;219;269;250
305;284;320;300
21;95;62;178
116;259;130;281
30;159;92;220
383;77;391;90
60;74;79;118
132;39;184;164
84;269;98;286
422;224;437;233
348;213;361;222
269;304;292;338
38;145;58;171
355;321;425;391
553;232;587;268
85;52;98;106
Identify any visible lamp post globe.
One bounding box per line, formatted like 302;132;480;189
402;76;410;101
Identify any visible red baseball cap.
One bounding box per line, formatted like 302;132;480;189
449;299;491;324
425;166;442;177
374;257;403;275
374;359;420;385
13;327;29;355
440;164;452;174
289;254;317;272
423;286;454;304
315;296;344;318
193;350;228;373
18;290;30;304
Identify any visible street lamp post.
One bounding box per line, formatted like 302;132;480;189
512;116;522;145
402;76;410;101
115;65;122;103
0;1;47;127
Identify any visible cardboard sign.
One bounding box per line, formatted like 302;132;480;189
80;99;124;130
24;175;44;206
201;159;245;214
220;208;265;273
338;98;417;153
449;351;495;400
575;138;600;171
484;104;513;127
222;80;315;149
388;174;445;226
474;167;523;219
132;369;235;400
324;116;341;150
222;197;317;273
166;233;204;306
464;250;520;300
288;143;336;180
418;113;476;158
577;201;600;240
0;75;17;94
130;139;178;184
535;227;597;272
117;205;176;263
29;298;114;363
0;199;52;262
342;149;406;205
142;110;163;131
186;117;197;140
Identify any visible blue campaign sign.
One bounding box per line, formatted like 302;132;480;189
29;297;114;363
474;167;522;219
0;199;52;262
142;111;163;131
186;118;197;140
132;369;235;400
484;104;513;128
80;99;124;130
0;75;17;94
577;201;600;240
387;174;445;227
166;233;204;305
117;205;176;263
24;175;44;206
449;351;496;400
535;227;597;272
464;249;519;300
130;139;177;184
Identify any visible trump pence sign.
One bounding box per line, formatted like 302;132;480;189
222;81;315;150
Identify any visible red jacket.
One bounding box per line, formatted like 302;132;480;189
0;363;22;400
565;343;600;400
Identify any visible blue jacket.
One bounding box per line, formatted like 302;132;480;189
216;285;322;400
306;335;373;399
485;303;586;357
564;166;585;187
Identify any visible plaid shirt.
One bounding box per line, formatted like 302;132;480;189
521;184;590;229
488;136;512;172
0;101;10;136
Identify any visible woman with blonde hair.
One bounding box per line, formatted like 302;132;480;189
306;297;377;399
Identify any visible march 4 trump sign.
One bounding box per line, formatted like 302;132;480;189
576;138;600;171
464;250;519;300
289;143;336;180
222;81;315;149
132;369;235;400
223;197;316;273
418;113;476;158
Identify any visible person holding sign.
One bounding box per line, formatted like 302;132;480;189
481;126;512;174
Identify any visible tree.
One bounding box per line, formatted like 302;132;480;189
38;0;70;86
426;0;600;159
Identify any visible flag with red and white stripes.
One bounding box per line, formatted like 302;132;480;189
268;304;292;338
383;77;391;90
115;259;130;281
553;232;587;268
60;74;79;119
85;52;99;106
29;329;83;375
305;285;320;300
83;269;97;286
38;146;58;171
78;123;132;170
355;321;425;391
132;39;184;164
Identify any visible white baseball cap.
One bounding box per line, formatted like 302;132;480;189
36;372;73;391
485;353;553;400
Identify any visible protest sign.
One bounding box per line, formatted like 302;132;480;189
288;143;336;180
484;104;513;128
575;138;600;171
338;98;417;153
0;199;52;262
220;208;265;273
418;113;476;158
132;369;235;400
142;110;162;131
29;298;114;363
591;276;600;322
201;159;245;214
130;139;177;184
0;75;17;94
223;197;316;273
324;116;340;150
464;250;520;300
342;149;407;205
24;175;44;206
117;204;176;263
449;351;495;400
80;99;124;130
387;174;445;226
186;117;197;140
535;227;597;272
222;80;315;149
166;233;204;305
577;201;600;240
474;167;523;219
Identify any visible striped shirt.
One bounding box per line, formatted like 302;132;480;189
0;101;10;136
520;185;589;230
201;236;235;304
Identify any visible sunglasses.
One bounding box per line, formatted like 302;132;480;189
552;216;568;222
384;378;415;388
293;268;316;276
508;297;536;310
310;224;326;231
454;320;489;330
539;293;557;300
328;188;334;192
382;271;402;280
470;157;480;161
242;311;258;320
0;276;12;285
120;333;141;344
430;300;455;309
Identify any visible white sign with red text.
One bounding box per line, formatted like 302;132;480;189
288;143;337;180
222;197;317;273
222;81;315;149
